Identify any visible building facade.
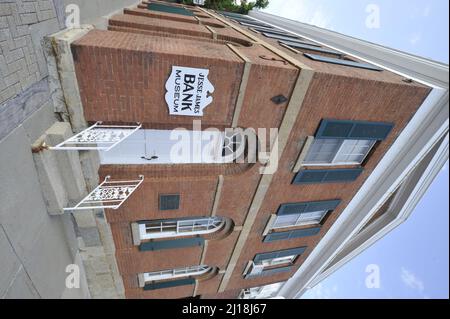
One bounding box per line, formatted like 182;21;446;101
69;0;433;299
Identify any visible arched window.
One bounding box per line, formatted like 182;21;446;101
138;216;225;240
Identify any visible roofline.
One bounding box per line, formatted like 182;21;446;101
246;11;449;299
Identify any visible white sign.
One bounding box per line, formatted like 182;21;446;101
165;66;214;116
193;0;205;5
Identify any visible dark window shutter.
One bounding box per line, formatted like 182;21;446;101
325;168;363;182
264;227;321;242
277;199;341;216
159;194;180;210
139;237;204;251
279;41;341;55
261;265;292;276
306;199;341;212
293;168;363;184
303;53;383;71
264;232;291;242
274;246;306;258
253;251;279;263
316;119;394;140
144;278;195;291
290;227;321;238
148;3;194;16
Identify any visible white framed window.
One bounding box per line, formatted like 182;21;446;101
303;138;376;165
272;210;328;229
138;217;224;240
143;265;210;282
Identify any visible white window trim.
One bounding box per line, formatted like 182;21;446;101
271;210;328;230
302;138;376;166
138;217;225;240
143;265;210;282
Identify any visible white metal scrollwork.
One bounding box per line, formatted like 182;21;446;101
49;122;142;151
64;175;144;211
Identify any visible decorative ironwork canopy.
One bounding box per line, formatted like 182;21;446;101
49;122;142;151
64;175;144;211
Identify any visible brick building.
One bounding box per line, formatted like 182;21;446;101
68;0;437;299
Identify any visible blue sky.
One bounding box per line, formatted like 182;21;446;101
262;0;449;298
262;0;449;63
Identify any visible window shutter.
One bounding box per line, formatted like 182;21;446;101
293;168;363;184
303;53;383;71
280;41;340;55
148;3;194;16
277;199;341;216
264;227;321;242
159;194;180;210
139;237;204;251
316;119;394;140
261;266;292;277
143;278;195;291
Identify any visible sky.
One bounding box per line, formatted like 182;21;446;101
262;0;449;63
261;0;449;298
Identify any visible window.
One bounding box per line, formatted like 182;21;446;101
221;130;245;158
239;21;274;29
266;200;341;236
262;32;303;42
138;217;224;239
304;53;383;71
292;168;363;184
143;265;210;282
159;194;180;210
263;226;321;242
245;247;306;278
272;210;327;229
279;40;341;56
251;27;292;37
260;255;297;267
303;138;376;165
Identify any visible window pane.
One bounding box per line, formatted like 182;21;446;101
296;210;327;225
304;139;341;163
304;138;375;165
261;255;296;267
144;265;209;282
273;214;299;228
